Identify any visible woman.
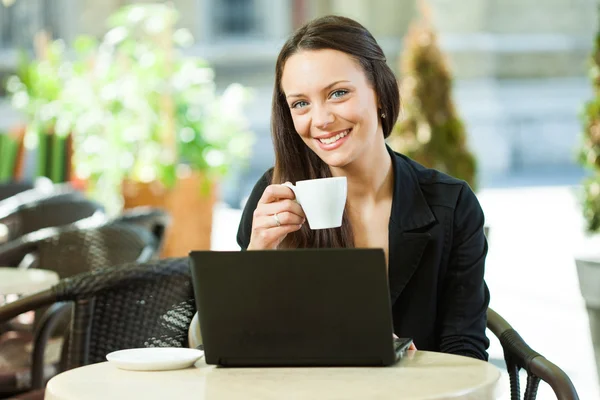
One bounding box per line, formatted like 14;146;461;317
236;15;490;361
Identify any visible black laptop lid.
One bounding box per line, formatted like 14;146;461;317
189;248;397;366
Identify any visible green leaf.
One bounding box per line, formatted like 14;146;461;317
159;163;177;190
50;134;68;183
0;135;18;180
34;128;48;178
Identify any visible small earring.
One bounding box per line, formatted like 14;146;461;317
381;112;386;119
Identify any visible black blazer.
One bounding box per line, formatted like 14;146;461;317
236;147;490;360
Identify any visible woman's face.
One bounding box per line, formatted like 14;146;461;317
281;49;383;169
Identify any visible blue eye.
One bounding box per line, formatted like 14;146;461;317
330;89;348;99
292;100;309;109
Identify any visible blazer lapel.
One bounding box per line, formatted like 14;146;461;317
388;225;431;303
386;147;436;304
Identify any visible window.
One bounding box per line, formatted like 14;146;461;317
213;0;260;37
198;0;292;42
0;0;68;49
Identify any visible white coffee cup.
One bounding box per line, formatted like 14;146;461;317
283;177;347;230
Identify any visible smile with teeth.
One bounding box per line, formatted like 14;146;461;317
318;129;351;144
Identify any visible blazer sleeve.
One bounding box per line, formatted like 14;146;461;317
236;169;272;250
438;182;490;360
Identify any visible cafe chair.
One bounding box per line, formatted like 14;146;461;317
0;222;160;398
0;183;82;215
113;207;171;253
0;197;105;246
0;221;159;276
0;257;195;399
487;308;579;400
0;182;34;201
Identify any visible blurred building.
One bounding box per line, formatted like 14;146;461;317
0;0;597;206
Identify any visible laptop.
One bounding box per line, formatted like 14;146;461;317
188;248;412;367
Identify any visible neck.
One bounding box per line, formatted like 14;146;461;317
330;139;393;204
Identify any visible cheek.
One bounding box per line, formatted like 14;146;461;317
338;98;376;129
356;98;379;131
334;102;361;123
291;114;311;138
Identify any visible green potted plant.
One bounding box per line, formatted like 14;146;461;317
387;4;477;191
60;3;254;256
5;32;73;183
575;25;600;385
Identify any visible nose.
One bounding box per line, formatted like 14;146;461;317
312;104;334;130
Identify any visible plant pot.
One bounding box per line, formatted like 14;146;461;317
575;256;600;385
121;172;217;258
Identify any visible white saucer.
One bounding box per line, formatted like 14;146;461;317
106;347;204;371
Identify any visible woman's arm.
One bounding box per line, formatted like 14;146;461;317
438;183;490;360
236;170;272;250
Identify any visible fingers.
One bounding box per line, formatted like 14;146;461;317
248;183;305;251
254;212;305;230
256;199;305;220
247;223;303;250
256;224;303;244
258;184;296;204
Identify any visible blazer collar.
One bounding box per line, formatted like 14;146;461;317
386;146;436;304
388;146;436;231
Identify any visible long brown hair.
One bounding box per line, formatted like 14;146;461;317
271;15;400;248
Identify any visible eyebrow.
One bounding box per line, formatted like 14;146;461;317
285;80;351;99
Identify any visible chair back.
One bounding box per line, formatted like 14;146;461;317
113;207;171;251
0;221;157;272
0;197;105;244
36;223;158;278
0;181;34;201
0;183;82;215
487;308;579;400
53;258;195;368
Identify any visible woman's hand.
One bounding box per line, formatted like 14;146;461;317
247;184;306;250
394;334;417;351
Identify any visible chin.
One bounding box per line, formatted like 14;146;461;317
314;149;353;169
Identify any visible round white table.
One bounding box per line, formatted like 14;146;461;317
0;267;59;296
45;351;502;400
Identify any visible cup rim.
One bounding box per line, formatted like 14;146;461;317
296;176;347;184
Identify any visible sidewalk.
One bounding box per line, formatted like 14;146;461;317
479;184;599;399
210;183;600;398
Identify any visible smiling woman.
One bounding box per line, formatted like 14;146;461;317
261;16;400;251
236;15;491;361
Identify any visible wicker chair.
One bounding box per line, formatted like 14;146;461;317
0;183;82;215
113;207;171;252
0;182;34;201
0;222;160;397
0;258;195;393
0;221;158;275
487;308;579;400
0;197;105;247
